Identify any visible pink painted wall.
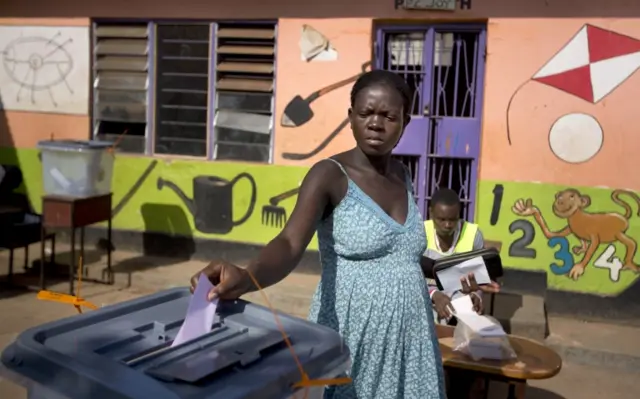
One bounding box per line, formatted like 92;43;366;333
1;0;637;20
273;19;371;165
1;11;639;195
480;19;640;191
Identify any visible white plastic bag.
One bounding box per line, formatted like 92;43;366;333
453;313;517;361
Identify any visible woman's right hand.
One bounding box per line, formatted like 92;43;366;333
190;259;254;301
432;291;453;320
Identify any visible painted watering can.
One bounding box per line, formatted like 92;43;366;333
157;173;257;235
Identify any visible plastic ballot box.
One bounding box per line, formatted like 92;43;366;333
1;288;351;399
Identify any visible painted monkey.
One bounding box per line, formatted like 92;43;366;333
512;189;640;280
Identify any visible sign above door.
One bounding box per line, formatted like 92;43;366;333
395;0;472;11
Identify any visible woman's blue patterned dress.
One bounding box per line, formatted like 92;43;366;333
308;159;446;399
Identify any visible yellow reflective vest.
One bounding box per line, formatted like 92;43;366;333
424;220;478;255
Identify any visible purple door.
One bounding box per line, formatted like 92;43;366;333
376;25;486;221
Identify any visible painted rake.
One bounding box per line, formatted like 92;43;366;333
261;187;300;228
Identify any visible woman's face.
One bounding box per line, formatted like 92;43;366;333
348;84;409;156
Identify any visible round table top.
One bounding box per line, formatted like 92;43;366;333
436;325;562;380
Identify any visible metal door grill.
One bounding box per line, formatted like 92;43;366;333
377;26;485;222
392;155;420;204
425;156;473;220
381;32;426;117
425;30;481;221
430;31;480;118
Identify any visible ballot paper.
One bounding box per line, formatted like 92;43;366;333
171;274;218;347
435;256;491;295
451;294;475;315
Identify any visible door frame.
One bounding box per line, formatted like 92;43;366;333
374;23;487;221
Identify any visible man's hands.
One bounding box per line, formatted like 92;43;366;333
432;290;484;320
432;291;454;320
470;292;483;314
460;273;501;294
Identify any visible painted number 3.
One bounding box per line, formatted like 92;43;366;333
547;237;574;275
548;238;622;282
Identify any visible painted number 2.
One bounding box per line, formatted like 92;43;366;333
594;245;623;282
508;220;537;258
548;237;574;275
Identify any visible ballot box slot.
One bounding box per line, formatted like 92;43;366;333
144;327;288;383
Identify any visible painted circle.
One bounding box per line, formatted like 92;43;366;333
548;113;603;163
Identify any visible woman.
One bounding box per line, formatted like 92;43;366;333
191;70;446;398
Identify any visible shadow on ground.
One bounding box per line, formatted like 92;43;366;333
488;382;566;399
0;286;31;301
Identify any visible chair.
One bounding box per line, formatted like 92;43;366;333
0;210;56;288
0;165;56;288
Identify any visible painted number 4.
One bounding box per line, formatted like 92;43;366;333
594;245;623;282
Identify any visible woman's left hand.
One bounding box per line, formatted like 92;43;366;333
470;292;483;314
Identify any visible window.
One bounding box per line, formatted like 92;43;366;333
155;24;210;157
91;21;277;162
93;22;150;153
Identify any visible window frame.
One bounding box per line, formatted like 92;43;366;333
91;19;278;164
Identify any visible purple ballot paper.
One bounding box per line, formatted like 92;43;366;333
171;273;218;347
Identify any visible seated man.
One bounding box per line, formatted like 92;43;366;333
423;188;499;399
424;188;497;321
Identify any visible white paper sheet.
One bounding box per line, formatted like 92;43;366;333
171;274;218;347
451;294;475;315
435;256;491;295
455;312;505;337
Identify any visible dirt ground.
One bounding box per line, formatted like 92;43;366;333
0;247;637;398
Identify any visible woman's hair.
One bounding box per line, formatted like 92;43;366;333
350;70;413;114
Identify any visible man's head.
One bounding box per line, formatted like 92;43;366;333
430;188;461;238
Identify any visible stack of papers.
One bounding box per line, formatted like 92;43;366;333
455;312;507;360
455;312;506;337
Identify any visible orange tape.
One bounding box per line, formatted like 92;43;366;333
36;256;99;313
106;129;128;156
245;270;352;397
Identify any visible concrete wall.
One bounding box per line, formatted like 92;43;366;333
2;1;640;319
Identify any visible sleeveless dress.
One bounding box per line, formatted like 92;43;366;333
308;159;446;399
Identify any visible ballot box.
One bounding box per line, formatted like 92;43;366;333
1;288;351;399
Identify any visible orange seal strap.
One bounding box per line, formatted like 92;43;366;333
106;129;128;156
245;270;352;397
37;256;99;313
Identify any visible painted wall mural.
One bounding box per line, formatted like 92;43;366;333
506;23;640;159
477;181;640;295
477;19;640;297
274;19;372;166
280;61;370;161
0;25;89;115
0;148;313;248
299;24;337;62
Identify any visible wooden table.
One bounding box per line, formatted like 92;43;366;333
41;194;114;295
436;325;562;399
